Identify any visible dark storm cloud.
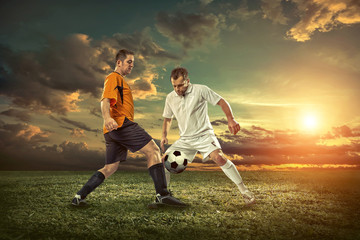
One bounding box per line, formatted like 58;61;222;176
48;114;64;124
89;106;102;118
156;11;224;49
95;28;181;78
0;122;50;145
231;154;360;166
0;121;151;170
251;125;273;135
96;29;182;99
0;109;31;122
111;29;181;63
217;125;360;166
0;38;100;114
0;122;103;170
48;114;99;133
211;118;228;126
0;28;181;114
261;0;288;25
60;117;99;133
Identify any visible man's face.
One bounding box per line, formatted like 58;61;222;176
117;55;134;76
171;76;189;96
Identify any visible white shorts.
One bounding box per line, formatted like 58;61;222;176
165;133;221;162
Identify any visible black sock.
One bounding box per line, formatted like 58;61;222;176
77;171;105;199
148;163;170;196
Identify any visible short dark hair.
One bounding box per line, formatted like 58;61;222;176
170;67;188;81
115;49;134;63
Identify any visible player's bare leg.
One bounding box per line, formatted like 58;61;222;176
139;140;186;208
210;149;255;205
99;161;120;178
139;140;162;168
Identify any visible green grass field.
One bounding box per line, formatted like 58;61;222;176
1;170;359;240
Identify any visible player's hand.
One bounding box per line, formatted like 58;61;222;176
228;119;240;135
104;117;118;132
160;137;168;154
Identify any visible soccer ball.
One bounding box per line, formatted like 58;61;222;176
164;150;189;174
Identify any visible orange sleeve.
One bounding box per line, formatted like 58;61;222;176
101;75;118;106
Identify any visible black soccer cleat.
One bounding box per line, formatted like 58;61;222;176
71;194;87;206
148;193;187;208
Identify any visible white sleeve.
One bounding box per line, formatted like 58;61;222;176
201;85;222;106
162;95;174;118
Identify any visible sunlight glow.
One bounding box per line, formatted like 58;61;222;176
303;114;318;130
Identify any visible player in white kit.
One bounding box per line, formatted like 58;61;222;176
161;67;255;205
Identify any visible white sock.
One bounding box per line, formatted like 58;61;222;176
164;167;171;188
220;160;248;194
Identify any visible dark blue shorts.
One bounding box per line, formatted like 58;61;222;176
104;118;152;164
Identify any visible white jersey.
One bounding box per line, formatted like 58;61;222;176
162;84;222;138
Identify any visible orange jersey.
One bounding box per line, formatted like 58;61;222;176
101;72;134;134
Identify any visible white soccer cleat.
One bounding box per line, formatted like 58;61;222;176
71;194;87;206
242;190;255;205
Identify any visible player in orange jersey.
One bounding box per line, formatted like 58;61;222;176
72;49;185;208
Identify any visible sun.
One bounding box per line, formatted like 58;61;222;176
303;114;318;130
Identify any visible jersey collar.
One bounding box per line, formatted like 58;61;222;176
185;83;193;94
113;71;125;78
172;83;193;97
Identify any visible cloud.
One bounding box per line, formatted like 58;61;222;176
60;117;99;133
216;125;360;166
199;0;214;6
156;11;225;50
287;0;360;42
228;4;260;21
0;109;31;122
251;125;273;135
1;121;359;170
0;29;181;114
70;128;86;138
211;118;228;126
96;28;181;99
0;35;101;114
0;122;104;170
322;125;360;138
89;106;102;118
261;0;288;24
0;121;148;171
0;122;51;146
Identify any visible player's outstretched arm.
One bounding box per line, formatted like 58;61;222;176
161;118;172;153
101;98;118;132
217;98;240;135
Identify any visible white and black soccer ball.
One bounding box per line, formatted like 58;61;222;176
164;150;189;174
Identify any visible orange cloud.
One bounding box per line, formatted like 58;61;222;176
287;0;360;42
63;91;82;113
127;65;159;100
70;128;86;138
186;162;359;171
16;124;50;142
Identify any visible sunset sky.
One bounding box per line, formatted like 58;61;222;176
1;0;359;171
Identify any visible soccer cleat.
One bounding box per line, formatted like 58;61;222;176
148;193;187;208
242;190;256;205
71;194;87;206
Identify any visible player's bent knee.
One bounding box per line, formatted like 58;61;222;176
212;154;227;166
143;140;160;156
101;162;119;177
